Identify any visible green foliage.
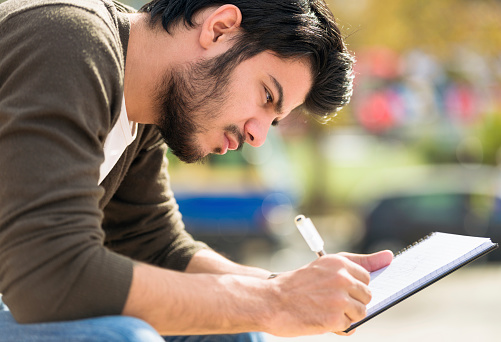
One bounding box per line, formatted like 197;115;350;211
475;113;501;165
328;0;501;57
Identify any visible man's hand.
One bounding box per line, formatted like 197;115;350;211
265;250;393;337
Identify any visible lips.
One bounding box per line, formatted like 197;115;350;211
224;133;239;151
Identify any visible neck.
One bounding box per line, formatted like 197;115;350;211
123;13;159;124
123;13;205;125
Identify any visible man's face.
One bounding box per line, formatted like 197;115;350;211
155;51;312;163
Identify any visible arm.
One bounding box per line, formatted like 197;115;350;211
185;248;271;278
122;250;393;336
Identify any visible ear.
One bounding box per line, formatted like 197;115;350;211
199;5;242;49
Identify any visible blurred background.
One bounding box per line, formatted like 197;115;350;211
4;0;499;340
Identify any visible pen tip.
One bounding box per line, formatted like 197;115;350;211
295;214;305;222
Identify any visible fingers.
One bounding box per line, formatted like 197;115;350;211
347;276;372;305
324;256;371;332
341;258;371;285
330;298;364;335
335;327;356;336
344;294;368;323
329;299;364;335
271;254;376;335
327;252;391;334
318;256;371;330
339;250;394;272
313;255;372;305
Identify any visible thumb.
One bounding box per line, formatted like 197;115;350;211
339;250;394;272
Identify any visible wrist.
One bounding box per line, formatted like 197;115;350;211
258;273;283;335
218;273;280;333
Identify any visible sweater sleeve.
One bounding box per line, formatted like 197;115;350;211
102;128;209;271
0;3;133;323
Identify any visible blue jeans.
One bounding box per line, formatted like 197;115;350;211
0;297;265;342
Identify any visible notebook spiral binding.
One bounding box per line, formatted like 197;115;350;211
394;232;435;258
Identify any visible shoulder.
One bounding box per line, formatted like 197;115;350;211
0;0;129;144
1;0;118;22
0;0;129;96
0;0;128;18
0;0;127;51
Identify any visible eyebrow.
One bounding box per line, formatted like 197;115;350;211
269;75;284;115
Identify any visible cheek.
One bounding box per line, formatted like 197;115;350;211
214;102;241;124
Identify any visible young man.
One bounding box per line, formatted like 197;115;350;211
0;0;393;341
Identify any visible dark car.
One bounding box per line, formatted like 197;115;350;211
358;191;501;261
354;165;501;261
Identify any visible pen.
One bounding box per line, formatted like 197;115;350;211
294;215;326;257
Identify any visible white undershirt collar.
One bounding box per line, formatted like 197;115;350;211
98;96;138;184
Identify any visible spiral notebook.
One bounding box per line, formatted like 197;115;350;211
345;232;498;333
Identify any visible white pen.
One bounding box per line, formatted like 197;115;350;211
294;214;326;257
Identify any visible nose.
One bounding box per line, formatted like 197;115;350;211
244;118;271;148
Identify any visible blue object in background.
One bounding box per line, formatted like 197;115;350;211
176;191;293;261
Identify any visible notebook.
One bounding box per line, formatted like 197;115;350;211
345;232;498;333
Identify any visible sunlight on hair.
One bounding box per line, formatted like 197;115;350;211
310;111;339;124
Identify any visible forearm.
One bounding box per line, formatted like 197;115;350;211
122;262;275;335
122;252;394;337
185;249;271;279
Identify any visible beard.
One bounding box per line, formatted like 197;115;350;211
155;54;244;163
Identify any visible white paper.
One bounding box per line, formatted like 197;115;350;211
365;232;494;316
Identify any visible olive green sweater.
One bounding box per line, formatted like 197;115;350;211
0;0;206;323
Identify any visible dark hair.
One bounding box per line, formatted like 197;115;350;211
140;0;355;121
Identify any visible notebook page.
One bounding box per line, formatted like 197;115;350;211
366;233;493;315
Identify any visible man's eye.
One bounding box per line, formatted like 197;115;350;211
265;89;273;103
